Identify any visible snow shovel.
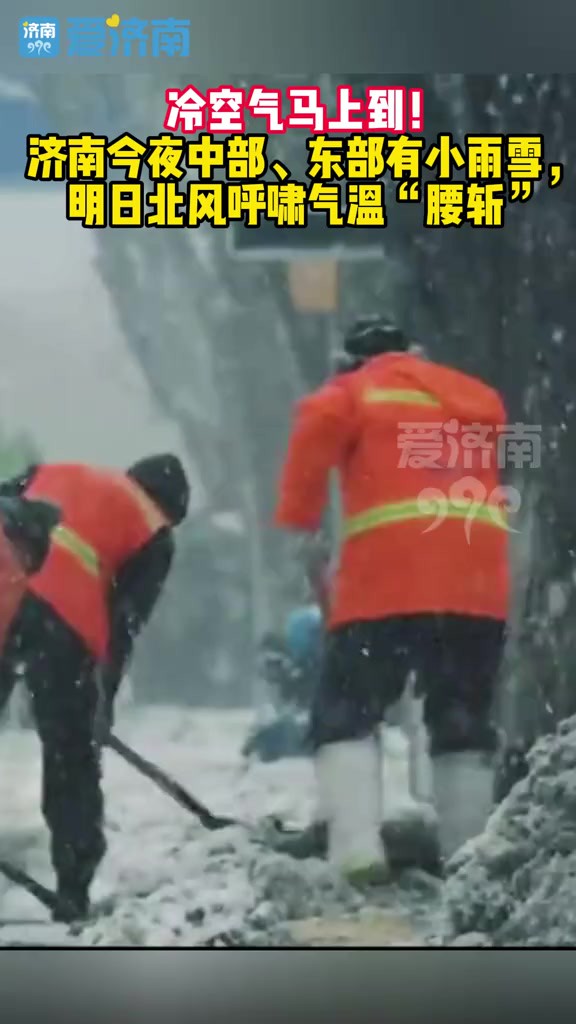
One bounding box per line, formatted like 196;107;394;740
107;733;299;847
106;733;240;831
91;658;293;840
88;656;240;833
0;858;66;918
106;734;294;843
0;735;283;916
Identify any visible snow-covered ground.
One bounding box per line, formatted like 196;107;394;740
0;706;441;947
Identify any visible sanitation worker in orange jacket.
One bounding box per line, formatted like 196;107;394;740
275;318;510;883
0;455;190;921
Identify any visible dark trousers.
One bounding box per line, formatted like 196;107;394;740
0;594;106;895
309;613;506;755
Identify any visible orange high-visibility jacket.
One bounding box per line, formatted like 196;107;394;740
25;463;169;661
275;353;510;627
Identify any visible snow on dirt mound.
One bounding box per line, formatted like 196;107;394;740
0;706;439;946
79;838;367;947
440;715;576;947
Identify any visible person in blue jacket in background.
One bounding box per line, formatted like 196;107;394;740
242;603;324;763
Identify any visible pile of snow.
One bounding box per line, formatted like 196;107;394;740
0;707;440;947
440;715;576;947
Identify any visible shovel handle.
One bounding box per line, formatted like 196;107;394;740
106;733;238;831
0;858;64;916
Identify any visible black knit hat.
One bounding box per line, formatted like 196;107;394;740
127;454;190;526
344;316;409;361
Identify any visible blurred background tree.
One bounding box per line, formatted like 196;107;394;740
0;426;40;477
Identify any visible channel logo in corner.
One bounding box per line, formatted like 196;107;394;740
19;18;60;57
19;16;190;58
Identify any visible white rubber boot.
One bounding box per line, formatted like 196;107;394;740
316;736;390;885
385;680;435;806
405;696;435;805
269;757;329;861
432;751;495;860
381;704;441;874
311;746;329;825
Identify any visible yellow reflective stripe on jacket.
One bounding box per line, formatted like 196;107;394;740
344;498;508;539
51;525;100;576
363;388;442;408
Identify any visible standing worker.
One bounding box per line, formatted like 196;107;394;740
274;317;510;884
0;455;190;921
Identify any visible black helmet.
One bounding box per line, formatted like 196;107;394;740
332;316;410;374
344;316;409;361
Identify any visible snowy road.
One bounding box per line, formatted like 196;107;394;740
0;707;441;946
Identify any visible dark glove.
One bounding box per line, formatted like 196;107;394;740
290;531;331;583
295;533;332;615
0;497;60;574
